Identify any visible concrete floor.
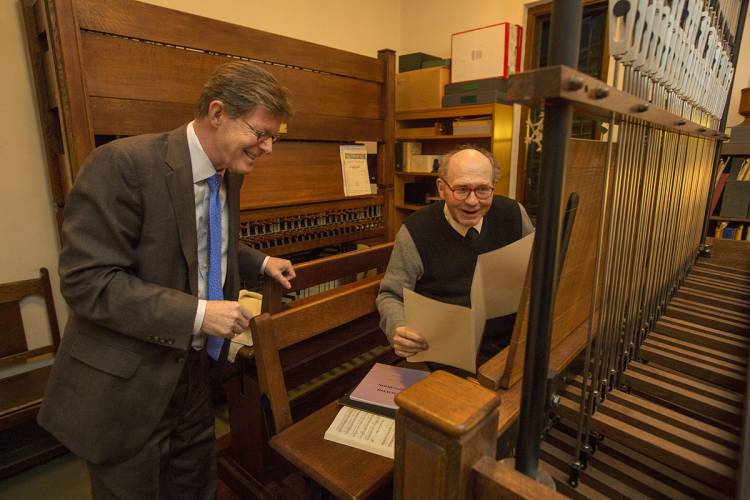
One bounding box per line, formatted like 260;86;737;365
0;410;231;500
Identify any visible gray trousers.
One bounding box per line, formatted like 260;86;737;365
87;348;217;500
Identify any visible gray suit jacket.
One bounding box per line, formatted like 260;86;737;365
39;126;266;464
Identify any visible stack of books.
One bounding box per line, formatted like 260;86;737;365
323;363;429;458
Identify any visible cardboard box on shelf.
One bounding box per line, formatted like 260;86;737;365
451;22;522;83
406;155;443;173
396;67;451;112
396;142;422;171
453;118;492;136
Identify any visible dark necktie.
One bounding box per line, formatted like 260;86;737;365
465;227;479;244
206;173;224;360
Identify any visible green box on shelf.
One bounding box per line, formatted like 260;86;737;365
399;52;442;72
719;180;750;218
421;58;451;69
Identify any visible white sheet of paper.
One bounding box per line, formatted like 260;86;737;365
339;145;371;196
471;232;535;321
403;232;534;372
324;406;395;459
404;288;477;373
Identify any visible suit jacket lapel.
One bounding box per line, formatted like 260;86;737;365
165;126;199;296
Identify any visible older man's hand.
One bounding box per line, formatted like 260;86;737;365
393;326;429;358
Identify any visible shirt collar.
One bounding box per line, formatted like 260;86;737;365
187;121;221;184
443;203;483;237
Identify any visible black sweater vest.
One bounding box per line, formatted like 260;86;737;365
404;196;522;365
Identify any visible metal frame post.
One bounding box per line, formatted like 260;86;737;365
516;0;582;478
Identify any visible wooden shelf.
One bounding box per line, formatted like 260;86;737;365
395;104;495;121
721;142;750;155
396;133;492;141
395;203;429;211
395;171;438;177
392;102;514;229
710;215;750;223
710;237;750;243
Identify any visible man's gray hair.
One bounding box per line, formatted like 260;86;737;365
195;61;292;119
438;145;500;184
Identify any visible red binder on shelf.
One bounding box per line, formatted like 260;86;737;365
711;173;730;215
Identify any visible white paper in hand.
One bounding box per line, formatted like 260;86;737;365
404;289;477;373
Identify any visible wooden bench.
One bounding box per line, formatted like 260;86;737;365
0;268;65;479
220;244;398;498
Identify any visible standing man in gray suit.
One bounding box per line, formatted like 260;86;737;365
39;62;295;499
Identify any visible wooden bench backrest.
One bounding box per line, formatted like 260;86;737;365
261;242;394;313
253;244;393;433
0;268;60;369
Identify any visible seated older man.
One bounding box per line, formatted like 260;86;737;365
377;145;534;372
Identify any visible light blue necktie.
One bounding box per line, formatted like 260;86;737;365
206;173;224;360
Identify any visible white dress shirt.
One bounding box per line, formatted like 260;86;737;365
443;203;483;237
187;122;229;347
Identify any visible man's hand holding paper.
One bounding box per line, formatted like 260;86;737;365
392;326;429;357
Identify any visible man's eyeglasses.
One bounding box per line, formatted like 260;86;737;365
241;120;282;144
439;177;494;201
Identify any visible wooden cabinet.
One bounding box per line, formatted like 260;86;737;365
393;103;514;227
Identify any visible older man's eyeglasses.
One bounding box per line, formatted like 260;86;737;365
439;177;494;200
242;120;282;144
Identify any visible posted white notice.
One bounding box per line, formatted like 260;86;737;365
339;145;372;196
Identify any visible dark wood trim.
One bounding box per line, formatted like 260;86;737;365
516;0;610;203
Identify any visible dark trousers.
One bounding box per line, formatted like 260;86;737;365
87;348;216;500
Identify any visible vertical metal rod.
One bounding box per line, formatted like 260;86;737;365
593;66;633;394
516;0;582;478
634;125;664;348
573;60;621;472
587;67;632;433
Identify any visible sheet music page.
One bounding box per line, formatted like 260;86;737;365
404;289;478;373
339;145;371;196
324;406;395;459
470;232;535;321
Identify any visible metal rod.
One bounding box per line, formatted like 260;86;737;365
573;60;621;475
516;0;582;478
